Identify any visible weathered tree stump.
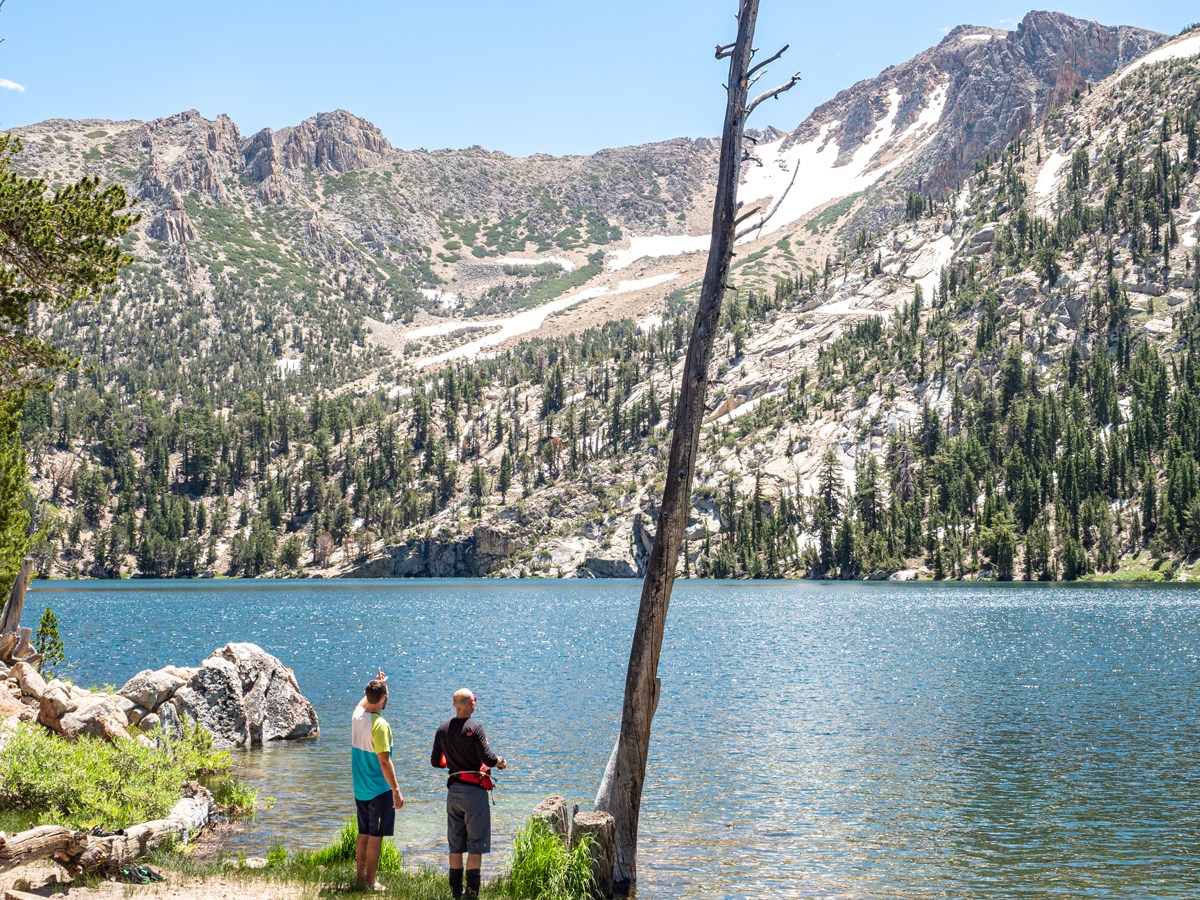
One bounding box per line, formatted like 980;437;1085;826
572;810;616;899
0;559;39;668
531;795;568;841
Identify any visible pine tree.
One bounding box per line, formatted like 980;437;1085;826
34;606;66;677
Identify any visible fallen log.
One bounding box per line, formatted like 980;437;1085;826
60;781;215;876
0;782;214;878
0;826;87;874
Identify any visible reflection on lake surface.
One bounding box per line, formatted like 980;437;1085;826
30;579;1200;897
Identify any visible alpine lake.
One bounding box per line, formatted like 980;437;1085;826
26;578;1200;898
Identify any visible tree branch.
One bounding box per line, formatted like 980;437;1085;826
715;43;736;59
745;72;802;116
734;159;801;241
746;43;789;80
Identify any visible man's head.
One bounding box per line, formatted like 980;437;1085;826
452;688;476;717
365;678;388;710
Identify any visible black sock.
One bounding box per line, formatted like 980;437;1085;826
466;868;481;896
449;867;464;897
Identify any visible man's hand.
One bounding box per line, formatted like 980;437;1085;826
376;668;388;683
393;789;404;809
496;757;508;771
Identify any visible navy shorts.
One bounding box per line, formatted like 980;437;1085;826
356;789;395;837
447;783;491;854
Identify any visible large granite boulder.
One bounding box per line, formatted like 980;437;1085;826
57;695;132;742
171;643;318;748
209;643;319;743
172;657;251;749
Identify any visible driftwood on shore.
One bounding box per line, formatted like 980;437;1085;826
0;558;39;670
0;781;214;878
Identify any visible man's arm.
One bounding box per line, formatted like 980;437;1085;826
376;751;404;809
472;723;504;769
431;729;445;768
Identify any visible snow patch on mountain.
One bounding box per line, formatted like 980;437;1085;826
1116;32;1200;83
1035;150;1070;214
739;84;948;238
608;234;709;272
408;272;682;367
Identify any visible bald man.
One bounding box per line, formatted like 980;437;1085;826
431;688;508;899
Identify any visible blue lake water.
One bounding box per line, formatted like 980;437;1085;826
25;579;1200;898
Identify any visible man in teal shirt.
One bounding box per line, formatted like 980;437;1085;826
351;669;404;891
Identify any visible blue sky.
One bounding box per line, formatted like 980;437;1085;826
0;1;1191;156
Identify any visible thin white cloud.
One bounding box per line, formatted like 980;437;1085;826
0;78;26;93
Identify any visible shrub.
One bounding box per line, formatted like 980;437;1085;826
504;818;594;900
0;719;246;830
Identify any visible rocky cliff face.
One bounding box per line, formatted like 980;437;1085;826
784;11;1163;197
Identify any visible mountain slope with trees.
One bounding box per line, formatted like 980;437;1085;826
11;18;1200;582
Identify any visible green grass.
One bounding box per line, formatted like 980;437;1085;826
129;815;596;899
1084;552;1175;582
504;819;594;900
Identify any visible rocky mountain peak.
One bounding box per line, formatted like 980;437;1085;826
277;109;392;173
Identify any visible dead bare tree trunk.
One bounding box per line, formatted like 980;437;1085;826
594;1;798;892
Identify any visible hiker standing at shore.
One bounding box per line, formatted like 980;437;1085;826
431;688;508;899
352;669;404;892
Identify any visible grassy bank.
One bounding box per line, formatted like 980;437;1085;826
137;818;595;900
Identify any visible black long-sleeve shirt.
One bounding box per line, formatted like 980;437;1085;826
431;716;500;787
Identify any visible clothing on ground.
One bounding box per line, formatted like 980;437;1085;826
351;706;393;800
431;716;499;787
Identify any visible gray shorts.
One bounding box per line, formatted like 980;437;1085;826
446;783;491;854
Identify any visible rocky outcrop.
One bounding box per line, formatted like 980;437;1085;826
147;189;196;244
151;643;318;749
787;11;1165;196
2;644;316;751
278;110;392;173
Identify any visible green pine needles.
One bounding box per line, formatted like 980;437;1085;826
33;605;65;677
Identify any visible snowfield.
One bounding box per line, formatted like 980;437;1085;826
737;83;949;239
407;273;681;367
1116;32;1200;83
1035;150;1070;214
608;234;709;271
608;82;950;269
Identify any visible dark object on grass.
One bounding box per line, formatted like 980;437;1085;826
118;864;166;884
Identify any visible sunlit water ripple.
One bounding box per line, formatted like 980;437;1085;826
28;579;1200;898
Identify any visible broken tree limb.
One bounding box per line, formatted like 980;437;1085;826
594;1;798;893
0;826;87;875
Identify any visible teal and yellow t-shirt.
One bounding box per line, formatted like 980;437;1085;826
351;706;393;800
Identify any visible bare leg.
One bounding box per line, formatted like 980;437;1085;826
449;851;464;869
364;836;384;888
355;834;369;887
466;852;482;870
